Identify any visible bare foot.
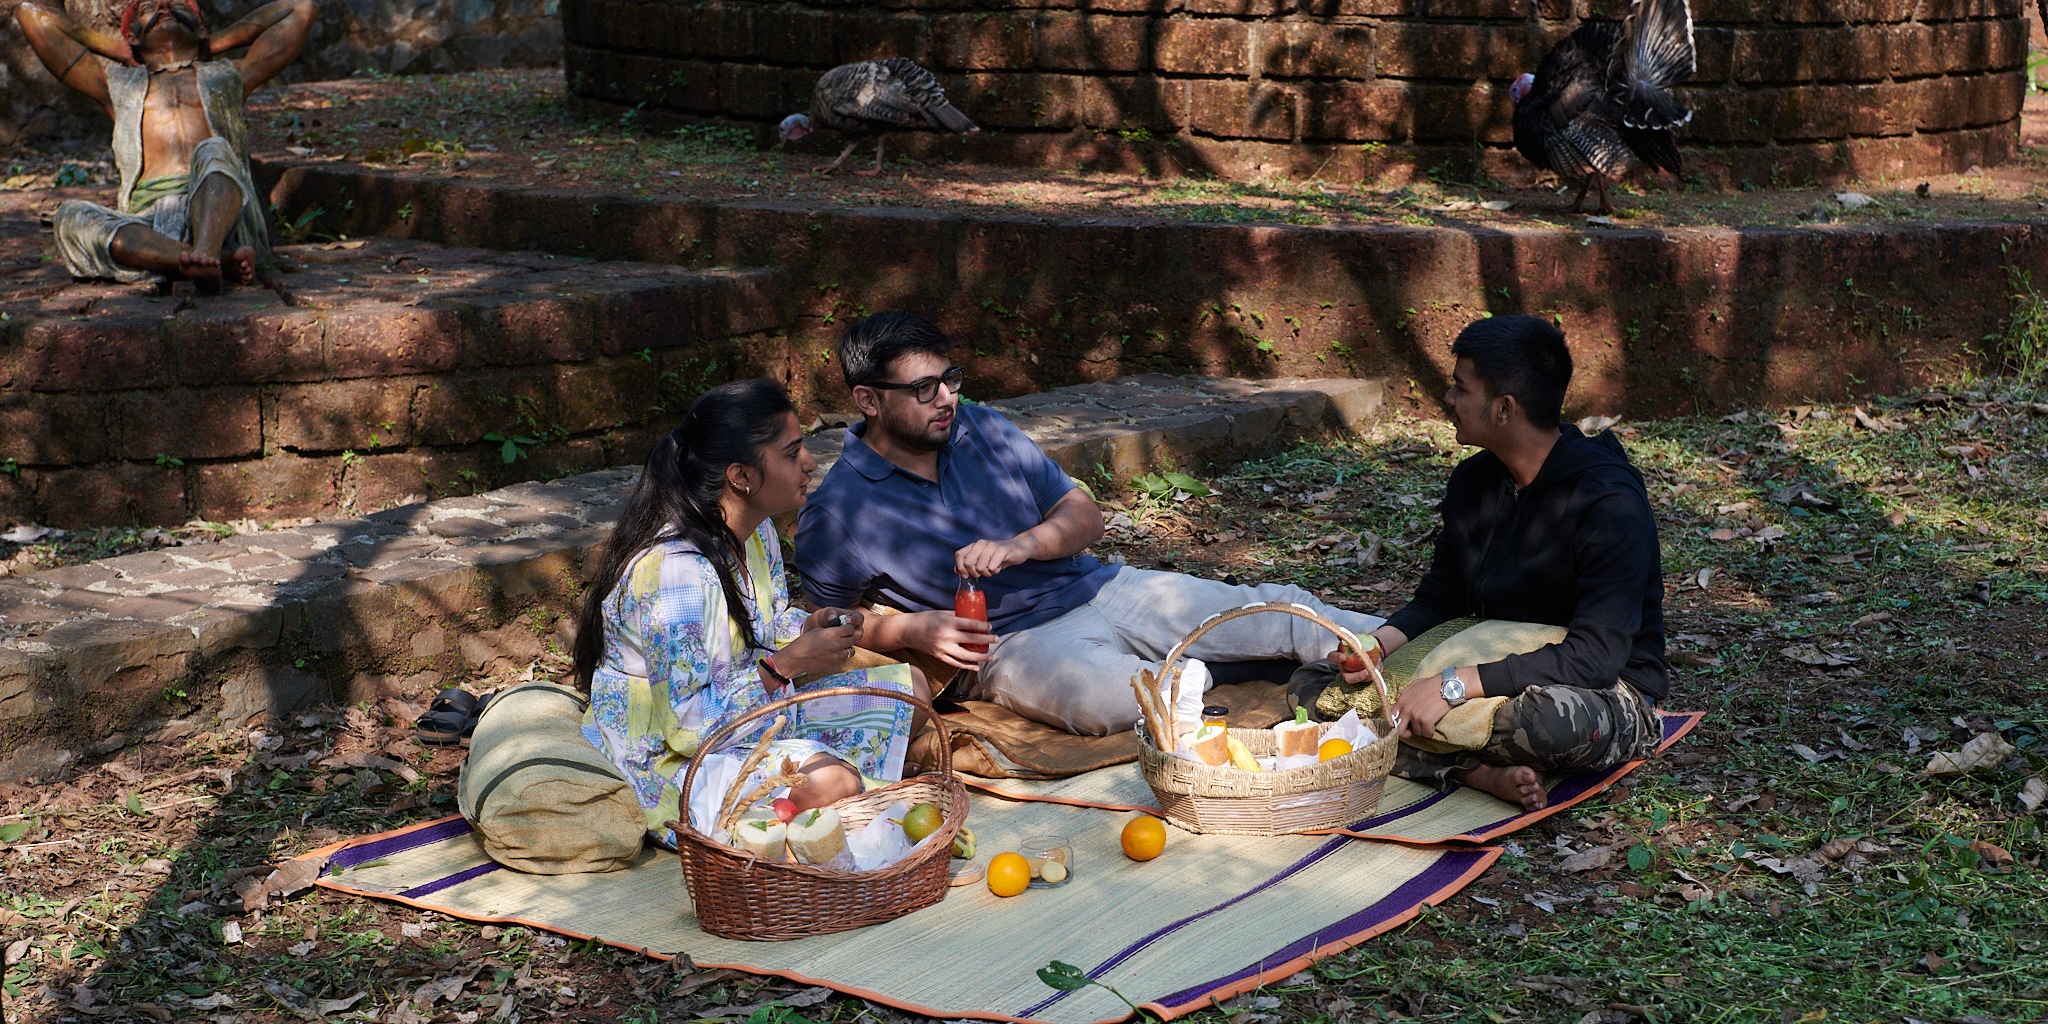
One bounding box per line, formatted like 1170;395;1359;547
223;245;257;285
1457;764;1547;811
177;247;223;294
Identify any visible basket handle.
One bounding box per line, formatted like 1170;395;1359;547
1154;601;1392;740
676;684;951;833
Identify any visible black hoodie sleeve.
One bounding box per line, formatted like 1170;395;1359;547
1476;475;1657;697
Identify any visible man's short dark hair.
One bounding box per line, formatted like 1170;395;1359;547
1450;315;1573;430
839;312;952;389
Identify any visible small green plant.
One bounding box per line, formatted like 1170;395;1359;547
1037;962;1156;1022
273;204;328;243
1131;471;1211;501
1993;265;2048;382
0;456;17;476
396;201;414;221
483;433;538;464
154;453;184;468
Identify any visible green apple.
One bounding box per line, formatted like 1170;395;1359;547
900;802;944;842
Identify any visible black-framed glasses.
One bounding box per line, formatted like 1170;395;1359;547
860;365;965;404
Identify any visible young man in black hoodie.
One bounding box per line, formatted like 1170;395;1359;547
1343;315;1668;811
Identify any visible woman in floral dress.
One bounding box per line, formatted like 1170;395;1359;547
572;379;930;843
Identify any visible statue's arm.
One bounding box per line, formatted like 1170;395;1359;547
204;0;316;93
12;2;125;111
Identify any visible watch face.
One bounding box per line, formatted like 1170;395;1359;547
1441;671;1464;702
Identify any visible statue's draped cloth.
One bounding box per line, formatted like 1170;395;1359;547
53;60;272;282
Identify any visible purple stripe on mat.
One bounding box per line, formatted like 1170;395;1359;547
1019;834;1359;1017
401;861;501;899
327;817;476;872
1346;789;1452;832
1153;848;1493;1009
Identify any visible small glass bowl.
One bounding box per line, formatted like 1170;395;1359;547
1019;834;1073;888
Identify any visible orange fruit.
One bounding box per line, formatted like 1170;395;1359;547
1121;815;1167;862
987;852;1031;897
1318;737;1353;761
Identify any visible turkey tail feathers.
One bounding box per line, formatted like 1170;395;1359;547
1616;0;1695;130
924;102;980;135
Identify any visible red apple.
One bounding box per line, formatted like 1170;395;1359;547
1340;652;1367;673
771;798;799;823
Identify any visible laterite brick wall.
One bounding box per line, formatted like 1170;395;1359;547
561;0;2030;184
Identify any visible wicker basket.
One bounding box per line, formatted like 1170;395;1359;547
665;686;966;941
1135;602;1400;836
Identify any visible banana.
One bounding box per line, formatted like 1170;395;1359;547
951;825;977;859
1225;734;1261;772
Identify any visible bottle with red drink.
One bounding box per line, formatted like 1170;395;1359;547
955;576;988;653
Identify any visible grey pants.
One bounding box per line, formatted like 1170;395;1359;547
1394;681;1662;790
967;567;1386;736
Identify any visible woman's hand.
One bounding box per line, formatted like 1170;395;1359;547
804;606;864;633
772;618;863;679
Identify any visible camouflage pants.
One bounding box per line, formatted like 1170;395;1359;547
1393;682;1662;791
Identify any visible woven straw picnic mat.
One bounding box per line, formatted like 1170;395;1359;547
962;711;1703;844
308;790;1497;1024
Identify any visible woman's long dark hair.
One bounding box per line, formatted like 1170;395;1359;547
573;378;797;690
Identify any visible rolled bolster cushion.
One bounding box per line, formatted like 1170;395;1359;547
1315;618;1570;753
457;682;648;874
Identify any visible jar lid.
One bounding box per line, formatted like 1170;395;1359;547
1202;705;1230;718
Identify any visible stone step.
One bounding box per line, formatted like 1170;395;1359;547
1;192;787;527
0;372;1381;781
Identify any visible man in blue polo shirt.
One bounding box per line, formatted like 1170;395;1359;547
794;312;1385;737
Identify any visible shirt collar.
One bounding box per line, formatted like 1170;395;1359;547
843;411;972;482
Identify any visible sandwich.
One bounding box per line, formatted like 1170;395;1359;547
1273;707;1322;759
787;806;851;868
731;816;787;860
1186;723;1230;766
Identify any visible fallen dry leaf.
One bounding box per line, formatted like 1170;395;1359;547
1817;836;1860;860
1782;645;1858;667
1558;845;1615;872
2020;776;2047;813
413;967;482;1008
242;854;328;912
1923;732;2015;776
1969;840;2014;869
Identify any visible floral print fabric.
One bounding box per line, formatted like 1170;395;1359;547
581;521;915;840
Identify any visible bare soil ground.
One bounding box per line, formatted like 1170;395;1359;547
10;70;2048;232
3;376;2043;1024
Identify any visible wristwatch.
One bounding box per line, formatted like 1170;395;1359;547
1439;667;1468;705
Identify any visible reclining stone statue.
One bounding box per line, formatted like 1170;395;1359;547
14;0;316;291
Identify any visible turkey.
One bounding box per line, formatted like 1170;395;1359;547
777;58;980;175
1509;0;1695;214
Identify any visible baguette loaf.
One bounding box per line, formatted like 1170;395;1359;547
1273;719;1321;759
787;806;851;867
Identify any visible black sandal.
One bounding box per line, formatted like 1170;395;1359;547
416;688;481;746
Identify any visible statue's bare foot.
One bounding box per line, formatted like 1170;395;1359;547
1458;764;1547;811
224;245;257;285
178;248;224;294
